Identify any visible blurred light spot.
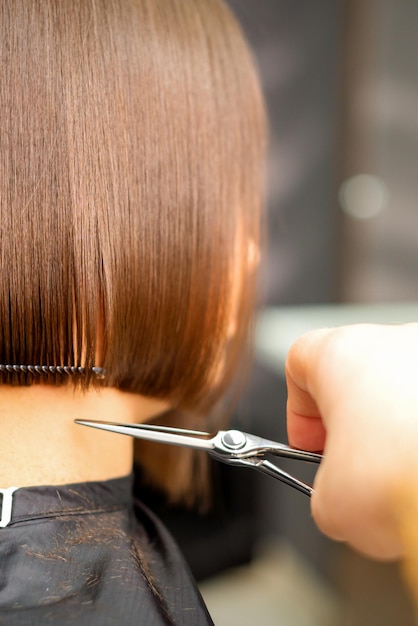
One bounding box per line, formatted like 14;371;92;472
338;174;388;220
247;239;260;272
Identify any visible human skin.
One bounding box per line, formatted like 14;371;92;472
285;323;418;562
0;384;169;487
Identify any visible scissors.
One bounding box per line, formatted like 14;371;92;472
75;419;323;497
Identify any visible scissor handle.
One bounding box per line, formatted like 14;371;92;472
255;459;314;496
267;445;322;464
226;456;314;497
213;430;322;464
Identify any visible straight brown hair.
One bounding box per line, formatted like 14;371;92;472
0;0;266;500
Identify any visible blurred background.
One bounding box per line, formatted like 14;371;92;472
143;1;418;624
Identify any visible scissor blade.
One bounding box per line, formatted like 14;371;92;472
75;419;215;451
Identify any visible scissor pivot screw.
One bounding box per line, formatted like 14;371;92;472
221;430;246;450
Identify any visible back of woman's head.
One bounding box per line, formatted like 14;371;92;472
0;0;265;414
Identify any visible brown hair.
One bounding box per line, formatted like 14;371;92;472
0;0;265;499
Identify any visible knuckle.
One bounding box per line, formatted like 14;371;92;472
311;490;345;542
311;469;347;542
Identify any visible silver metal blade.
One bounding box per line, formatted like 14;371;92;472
75;419;215;451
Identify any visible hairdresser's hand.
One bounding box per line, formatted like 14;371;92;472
286;323;418;561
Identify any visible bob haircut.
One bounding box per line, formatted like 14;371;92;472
0;0;265;499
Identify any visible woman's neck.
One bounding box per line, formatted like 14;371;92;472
0;384;168;487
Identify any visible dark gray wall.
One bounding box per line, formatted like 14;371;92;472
227;1;343;305
338;0;418;302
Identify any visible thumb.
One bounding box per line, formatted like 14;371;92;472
285;329;331;451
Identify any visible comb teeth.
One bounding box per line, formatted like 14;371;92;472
0;365;107;378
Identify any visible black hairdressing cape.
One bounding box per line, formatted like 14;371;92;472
0;476;213;625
